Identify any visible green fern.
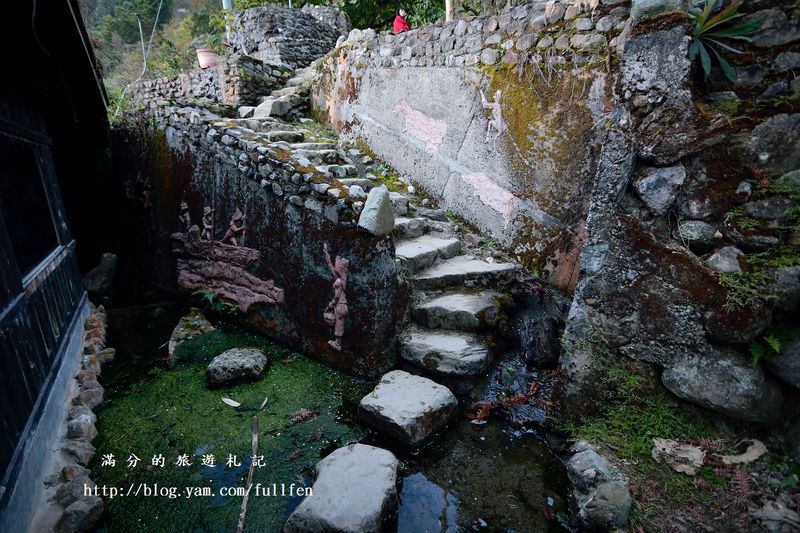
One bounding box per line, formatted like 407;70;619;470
688;0;762;82
749;325;792;365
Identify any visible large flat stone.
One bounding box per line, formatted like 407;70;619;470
413;255;517;289
413;290;504;331
359;370;457;446
284;444;398;532
393;217;429;240
399;328;490;377
395;235;461;272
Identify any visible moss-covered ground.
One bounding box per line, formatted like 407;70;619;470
92;327;369;532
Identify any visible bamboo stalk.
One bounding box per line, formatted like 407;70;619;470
236;415;260;533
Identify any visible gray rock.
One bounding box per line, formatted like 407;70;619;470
565;442;631;529
566;448;611;490
253;95;297;118
357;187;395;236
285;444;398;532
54;476;94;507
704;302;771;345
238;106;255;118
62;440;96;466
742;114;800;176
399;327;490;377
766;266;800;312
633;164;686;215
412;255;517;290
574;18;594;31
396;235;462;273
206;348;268;388
480;48;499;65
764;326;800;390
67;414;97;441
583;480;633;529
359;370;458;446
630;0;686;22
774;51;800;73
724;226;780;252
705;246;744;274
388;191;408;216
661;350;783;423
744;197;793;221
55;496;103;533
673;220;718;250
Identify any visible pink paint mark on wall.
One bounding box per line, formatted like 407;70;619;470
462;172;518;226
393;99;448;154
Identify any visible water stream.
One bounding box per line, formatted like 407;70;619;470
92;287;569;532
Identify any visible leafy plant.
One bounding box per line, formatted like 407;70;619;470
724;207;760;231
193;289;239;315
749;325;792;365
718;270;773;311
687;0;761;82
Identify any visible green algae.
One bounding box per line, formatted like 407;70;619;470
91;327;369;532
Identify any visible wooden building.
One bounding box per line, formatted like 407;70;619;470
0;0;109;527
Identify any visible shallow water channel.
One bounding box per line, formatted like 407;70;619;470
92;292;570;532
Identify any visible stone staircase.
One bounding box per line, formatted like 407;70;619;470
237;64;522;450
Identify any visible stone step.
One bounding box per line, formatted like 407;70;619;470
412;255;517;290
292;148;340;165
393;217;429;240
339;177;374;190
290;142;338;151
395;235;461;273
399;328;490;377
413;290;506;331
265;130;304;143
252;94;303;118
358;370;457;446
284;443;398;532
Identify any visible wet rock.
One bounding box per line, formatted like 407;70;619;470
357;187;395;236
413;290;504;331
775;51;800;73
764;326;800;390
55;496;103;533
724;226;780;252
661;350;783;423
285;444;398;532
705;246;744;274
399;327;490;377
566;442;631;529
704;302;771;345
766;266;800;313
168;308;215;356
633;163;686;215
359;370;457;446
206;348;268;388
84;252;117;295
742;114;800;176
673;220;717;251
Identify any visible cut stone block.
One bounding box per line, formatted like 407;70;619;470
413;255;517;289
413;290;504;330
399;328;490;377
359;370;458;445
396;235;461;273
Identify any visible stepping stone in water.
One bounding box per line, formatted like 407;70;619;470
359;370;458;446
284;443;399;533
400;328;490;377
413;290;506;331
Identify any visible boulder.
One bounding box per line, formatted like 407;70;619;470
766;266;800;313
284;444;398;532
206;348;268;388
705;246;744;274
168;308;216;356
764;326;800;390
359;370;458;446
661;350;783;423
704;302;771;345
633;164;686;215
357;187;395;236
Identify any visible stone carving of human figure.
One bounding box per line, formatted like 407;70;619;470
323;242;349;352
201;206;214;240
221;208;246;246
481;89;506;148
178;201;192;232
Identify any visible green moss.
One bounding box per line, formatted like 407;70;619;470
718;270;774;311
92;328;369;532
749;244;800;269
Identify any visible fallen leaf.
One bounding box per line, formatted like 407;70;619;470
718;439;767;465
289;408;316;425
289;450;302;461
221;397;241;408
259;396;269;411
651;437;705;475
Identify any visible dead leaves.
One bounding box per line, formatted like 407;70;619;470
289;408;317;426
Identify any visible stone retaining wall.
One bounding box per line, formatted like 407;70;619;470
111;103;398;378
129;55;292;108
312;0;631;283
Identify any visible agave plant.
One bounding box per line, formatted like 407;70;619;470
687;0;761;82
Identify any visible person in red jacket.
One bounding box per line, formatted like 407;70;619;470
393;8;410;34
